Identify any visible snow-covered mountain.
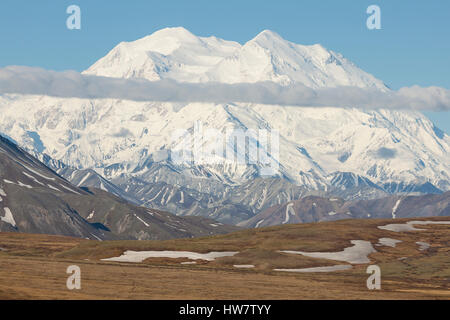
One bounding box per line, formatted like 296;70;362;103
85;28;387;89
0;27;448;223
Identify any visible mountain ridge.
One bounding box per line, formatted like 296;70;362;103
0;27;448;224
84;27;388;90
0;134;237;239
240;191;450;228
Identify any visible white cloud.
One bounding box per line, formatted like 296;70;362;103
0;66;449;111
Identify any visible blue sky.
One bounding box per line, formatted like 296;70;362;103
0;0;449;132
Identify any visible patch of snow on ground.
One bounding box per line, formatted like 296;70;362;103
255;219;265;228
1;207;16;227
60;184;81;195
283;203;295;224
179;191;184;204
0;188;6;197
378;220;450;232
22;171;45;186
377;238;402;248
280;240;376;264
4;179;34;189
77;172;91;186
102;251;239;263
87;210;95;220
391;199;402;219
47;184;61;192
134;214;150;227
274;265;352;273
416;241;430;251
22;165;55;181
17;181;33;189
233;265;255;268
90;233;102;241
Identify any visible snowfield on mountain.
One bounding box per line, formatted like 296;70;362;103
0;27;448;223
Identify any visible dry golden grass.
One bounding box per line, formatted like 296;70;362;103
0;216;449;299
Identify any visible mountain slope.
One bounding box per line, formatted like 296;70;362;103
241;192;450;228
59;187;238;240
0;134;237;239
84;27;241;82
0;134;110;239
206;29;388;88
56;167;140;205
0;27;448;224
1;96;446;194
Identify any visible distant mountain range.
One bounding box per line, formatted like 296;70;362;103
0;27;448;225
240;192;450;228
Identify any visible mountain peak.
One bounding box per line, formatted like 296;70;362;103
249;29;287;47
125;26;201;55
253;29;283;40
250;30;324;47
84;27;388;90
148;26;199;42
